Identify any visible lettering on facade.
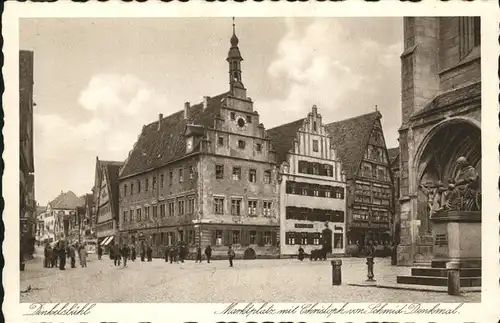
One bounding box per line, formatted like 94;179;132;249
294;223;314;229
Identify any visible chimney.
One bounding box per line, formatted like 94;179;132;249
158;113;163;130
184;102;190;119
203;96;209;110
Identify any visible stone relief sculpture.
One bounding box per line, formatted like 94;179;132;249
421;156;481;215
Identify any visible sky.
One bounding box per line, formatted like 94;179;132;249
20;17;403;205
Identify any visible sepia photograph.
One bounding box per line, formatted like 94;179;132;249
18;15;482;304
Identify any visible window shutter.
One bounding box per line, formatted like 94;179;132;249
271;231;277;246
223;230;230;246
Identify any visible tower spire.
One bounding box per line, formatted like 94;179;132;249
227;17;245;96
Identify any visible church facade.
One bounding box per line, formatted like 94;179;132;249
118;25;280;259
397;17;481;265
267;106;347;257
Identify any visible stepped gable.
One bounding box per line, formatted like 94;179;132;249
266;118;305;164
324;111;381;179
120;92;228;178
49;191;84;209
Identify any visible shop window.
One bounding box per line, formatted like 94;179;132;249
286;232;296;245
263;232;272;246
249;231;257;244
232;230;240;244
334;233;344;249
215;230;223;245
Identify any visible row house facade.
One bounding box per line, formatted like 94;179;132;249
20;50;36;258
268;106;347;256
325;111;395;253
92;158;123;247
118;27;280;259
46;191;84;242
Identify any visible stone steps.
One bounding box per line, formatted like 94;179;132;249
397;275;481;287
411;267;481;277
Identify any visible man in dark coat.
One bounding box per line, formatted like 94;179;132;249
146;245;153;262
58;242;66;270
52;244;58;268
164;246;169;262
204;245;212;263
69;244;76;268
43;243;50;268
131;244;136;261
178;244;185;263
195;246;202;263
227;245;235;267
298;246;305;261
140;242;145;262
97;244;103;260
121;244;130;267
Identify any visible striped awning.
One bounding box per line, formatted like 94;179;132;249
100;236;111;246
103;236;114;246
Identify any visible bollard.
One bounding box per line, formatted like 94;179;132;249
331;259;342;285
446;261;460;296
366;256;376;282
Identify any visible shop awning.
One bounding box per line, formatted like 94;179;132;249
103;236;114;246
100;236;111;246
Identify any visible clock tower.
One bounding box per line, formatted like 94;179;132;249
227;18;246;99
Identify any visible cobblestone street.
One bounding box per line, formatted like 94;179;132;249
20;248;480;303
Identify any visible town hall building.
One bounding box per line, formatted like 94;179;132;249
118;23;280;259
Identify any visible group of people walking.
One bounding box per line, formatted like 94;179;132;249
43;241;88;270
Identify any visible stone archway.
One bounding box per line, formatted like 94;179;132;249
412;118;481;235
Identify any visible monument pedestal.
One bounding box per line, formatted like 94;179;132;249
397;210;481;287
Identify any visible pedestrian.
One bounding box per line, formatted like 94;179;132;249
58;242;66;270
168;246;174;264
227;245;235;267
97;244;103;260
147;245;153;262
163;246;170;262
51;243;58;268
195;246;202;263
178;244;185;263
113;244;121;267
298;246;305;261
131;244;136;261
80;244;88;267
43;243;50;268
204;245;212;263
69;244;76;268
121;244;129;267
140;242;145;262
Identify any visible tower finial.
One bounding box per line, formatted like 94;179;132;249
375;104;378;112
232;17;235;35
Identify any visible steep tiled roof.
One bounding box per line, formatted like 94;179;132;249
266;118;305;164
325;111;381;179
36;206;46;216
49;191;84;209
120;92;228;178
410;82;481;120
387;147;399;164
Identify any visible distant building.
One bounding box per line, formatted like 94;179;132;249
92;158;123;248
118;24;280;259
20;50;36;257
46;190;85;241
35;205;47;245
81;193;96;240
325;111;395;253
268;105;347;256
397;17;481;265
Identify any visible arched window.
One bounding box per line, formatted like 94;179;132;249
313;121;317;132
